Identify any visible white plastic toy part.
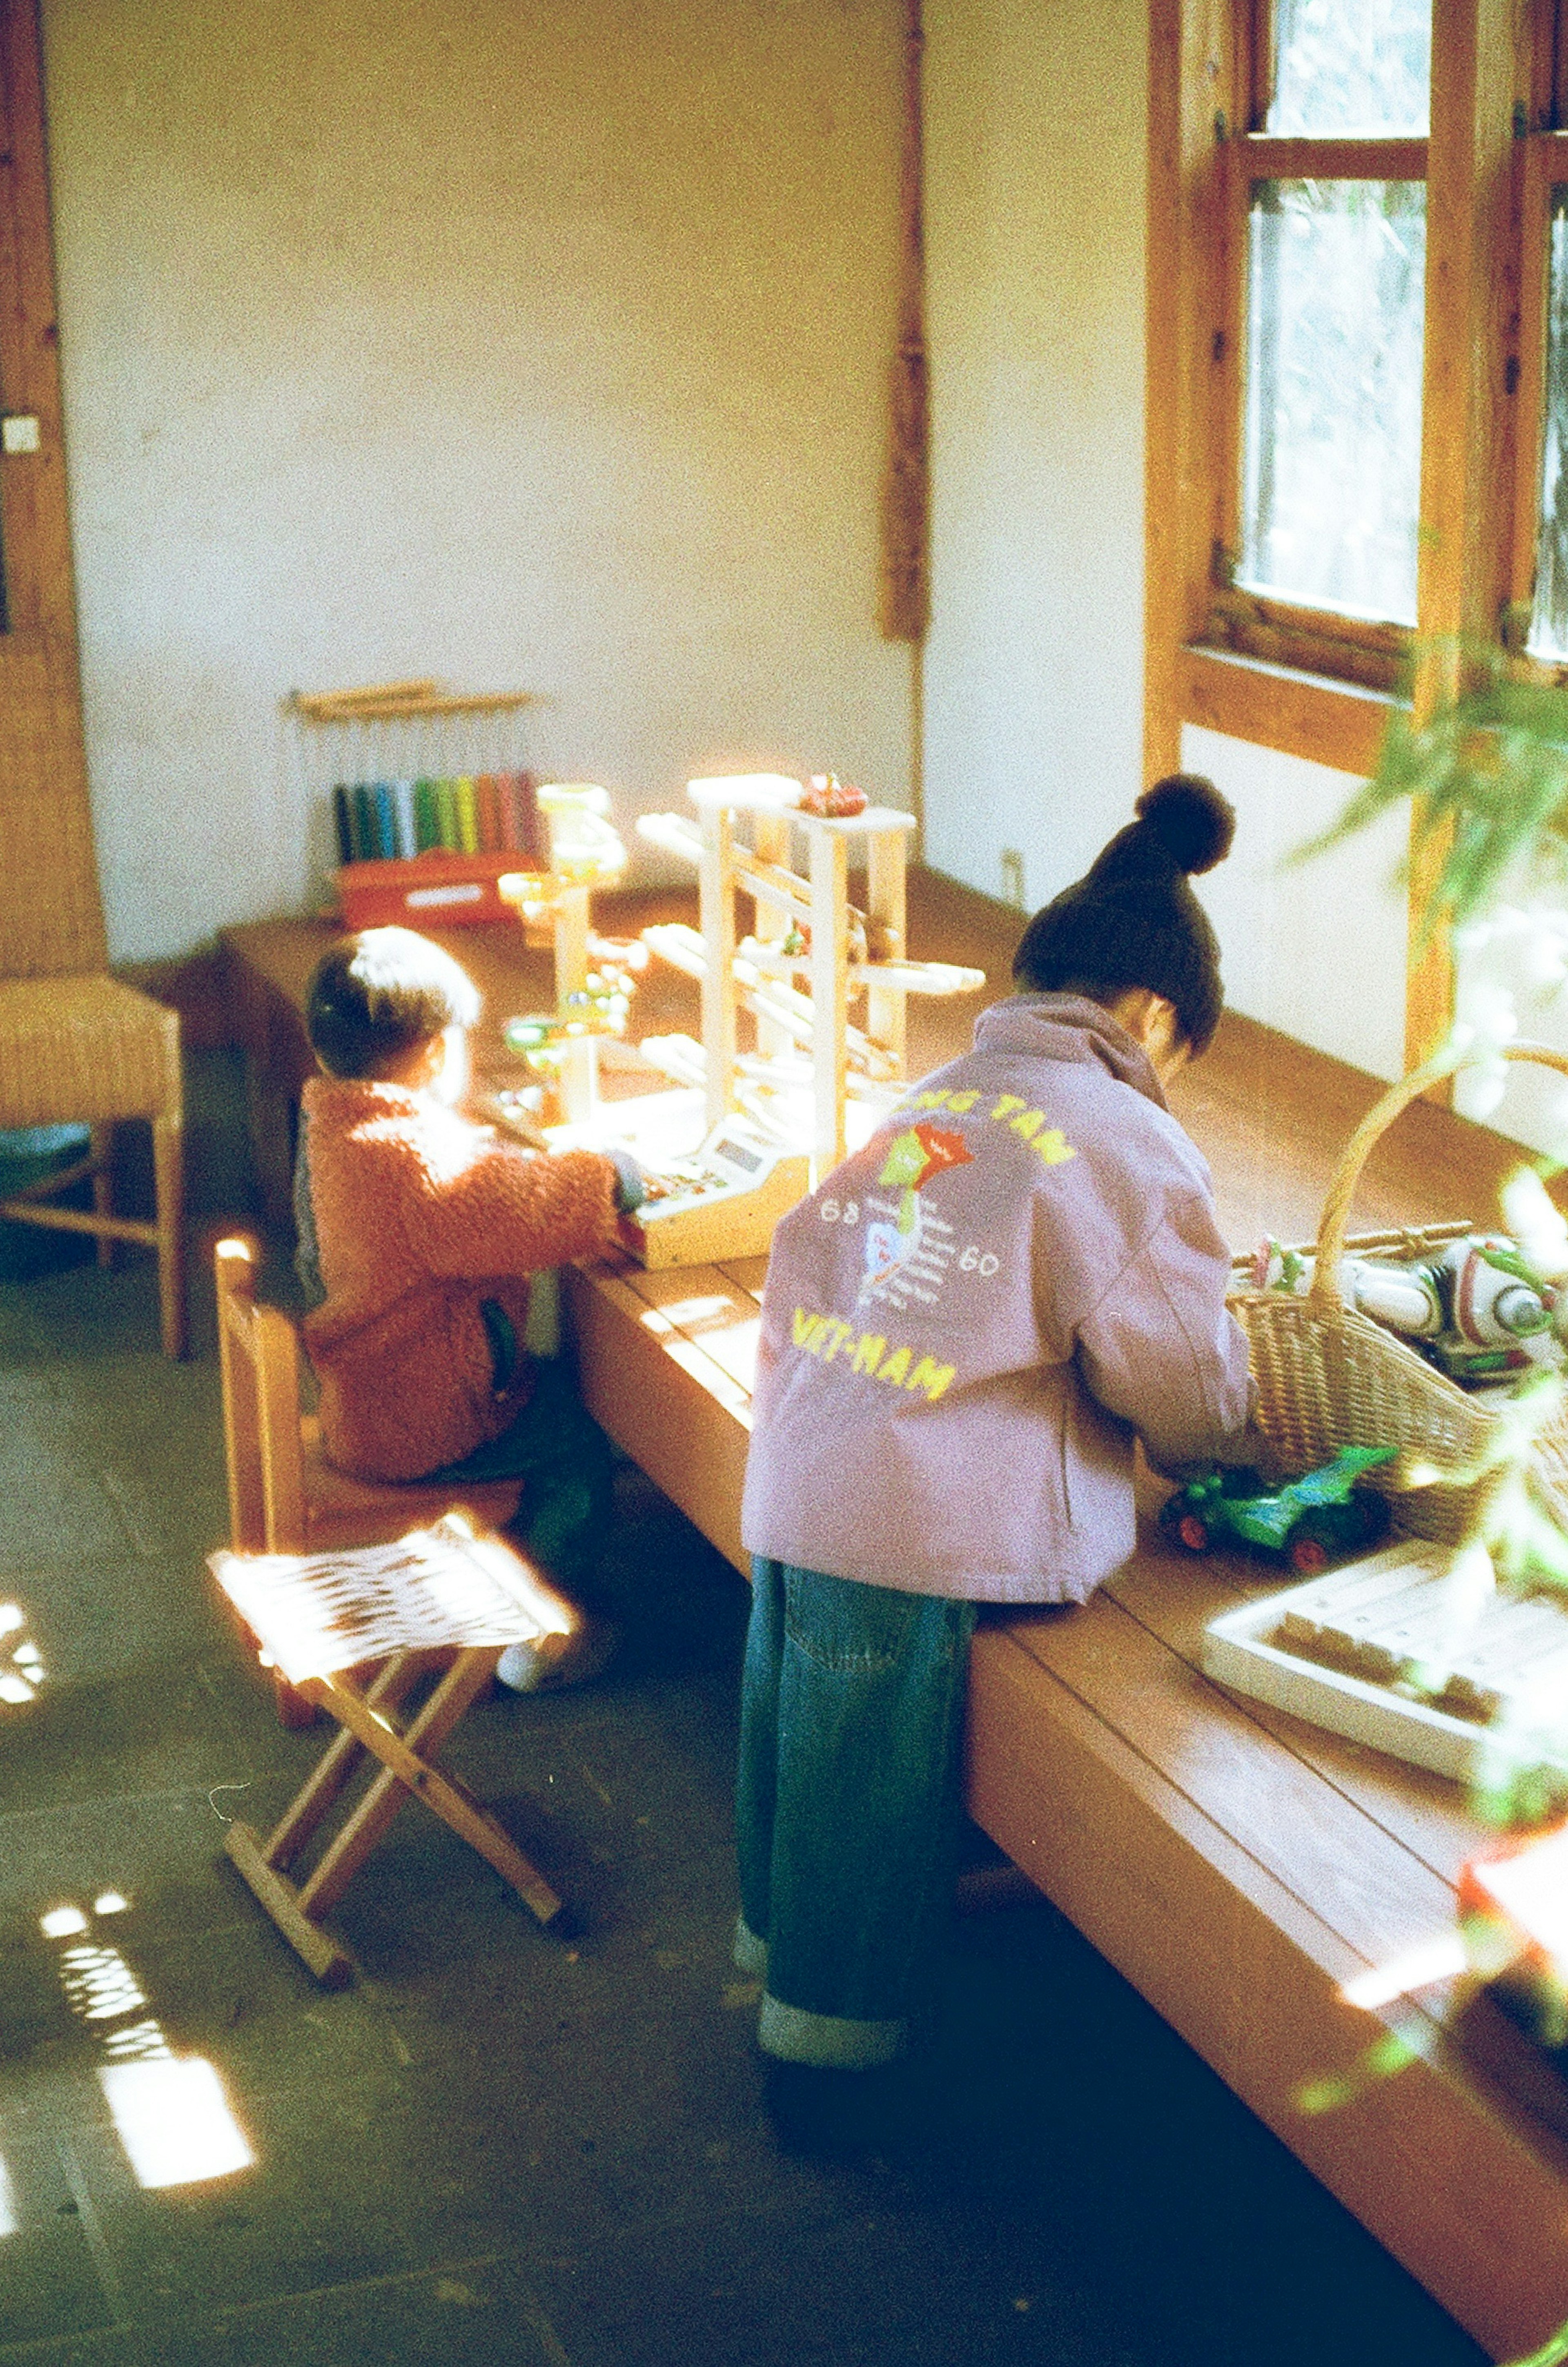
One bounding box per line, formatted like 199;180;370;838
537;784;628;881
685;773;802;812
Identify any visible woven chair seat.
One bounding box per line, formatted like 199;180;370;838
0;973;178;1128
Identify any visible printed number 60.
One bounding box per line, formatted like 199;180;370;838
959;1246;1000;1275
819;1199;860;1225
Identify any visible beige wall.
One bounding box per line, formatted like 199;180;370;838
920;0;1410;1084
922;0;1148;917
42;0;911;963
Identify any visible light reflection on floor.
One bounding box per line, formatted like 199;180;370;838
37;1893;254;2192
0;1599;44;1705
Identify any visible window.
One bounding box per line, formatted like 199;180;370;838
1146;0;1555;1060
1202;0;1432;689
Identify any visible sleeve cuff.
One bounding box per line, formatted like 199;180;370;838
607;1147;648;1214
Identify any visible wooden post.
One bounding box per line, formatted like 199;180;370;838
1408;0;1528;1070
699;805;737;1131
807;821;849;1177
748;812;794;1064
1144;0;1240;783
551;883;594;1124
879;0;929;642
865;823;909;1077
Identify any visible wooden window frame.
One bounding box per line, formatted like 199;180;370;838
1147;0;1535;1067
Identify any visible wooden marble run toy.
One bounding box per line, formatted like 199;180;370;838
494;785;636;1126
634;773;984;1179
490;771;985;1266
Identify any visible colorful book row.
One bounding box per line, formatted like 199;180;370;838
332;773;540;865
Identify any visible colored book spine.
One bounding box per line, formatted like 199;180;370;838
519;771;542;863
454;775;478;855
413;780;440;851
392;779;418;859
351;784;376;862
373;782;397;860
435;778;460;850
496;773;521;852
475;774;501;851
502;771;540;860
332;785;354;866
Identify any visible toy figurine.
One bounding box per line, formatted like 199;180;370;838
1160;1444;1395;1574
798;772;867;818
1252;1232;1563;1386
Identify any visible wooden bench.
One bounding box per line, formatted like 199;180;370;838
222;876;1568;2358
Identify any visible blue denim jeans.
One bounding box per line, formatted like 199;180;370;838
736;1557;976;2068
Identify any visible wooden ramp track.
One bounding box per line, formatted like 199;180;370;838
563;1250;1568;2363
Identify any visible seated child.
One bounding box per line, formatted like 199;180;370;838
294;926;643;1687
736;778;1253;2086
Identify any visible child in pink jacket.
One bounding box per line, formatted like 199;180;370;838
737;779;1252;2104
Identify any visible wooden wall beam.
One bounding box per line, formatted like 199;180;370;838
1145;0;1239;782
1408;0;1529;1067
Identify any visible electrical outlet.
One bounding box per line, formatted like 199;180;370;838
1000;848;1026;911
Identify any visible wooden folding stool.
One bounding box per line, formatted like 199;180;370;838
210;1522;570;1984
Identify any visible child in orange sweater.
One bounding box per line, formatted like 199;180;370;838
293;927;643;1686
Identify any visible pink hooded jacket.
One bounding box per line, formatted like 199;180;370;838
741;995;1252;1604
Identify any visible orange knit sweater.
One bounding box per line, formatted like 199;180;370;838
300;1077;622;1482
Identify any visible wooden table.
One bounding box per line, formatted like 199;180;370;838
223;875;1568;2358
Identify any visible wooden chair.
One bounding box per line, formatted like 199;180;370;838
0;761;186;1355
213;1233;522;1718
211;1522;569;1984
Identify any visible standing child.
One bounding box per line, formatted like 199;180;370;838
294;926;643;1688
737;778;1252;2082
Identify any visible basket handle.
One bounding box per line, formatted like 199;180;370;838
1309;1038;1568;1310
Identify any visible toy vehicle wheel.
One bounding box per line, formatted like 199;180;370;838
1288;1532;1331;1575
1175;1513;1210;1553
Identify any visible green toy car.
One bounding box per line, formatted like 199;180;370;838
1158;1444;1396;1575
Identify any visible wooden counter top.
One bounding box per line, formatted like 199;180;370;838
222;870;1568;2355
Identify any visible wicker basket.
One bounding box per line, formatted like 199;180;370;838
1229;1041;1568;1547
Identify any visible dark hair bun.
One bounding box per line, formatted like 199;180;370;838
1134;775;1234;875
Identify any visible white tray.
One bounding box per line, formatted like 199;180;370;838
1201;1540;1568;1783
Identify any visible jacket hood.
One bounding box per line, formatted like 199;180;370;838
972;993;1168;1108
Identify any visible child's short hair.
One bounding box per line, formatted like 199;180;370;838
305;928;482;1080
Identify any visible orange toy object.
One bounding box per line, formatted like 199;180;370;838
334;852;545;930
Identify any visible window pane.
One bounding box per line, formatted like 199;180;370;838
1529;190;1568;662
1239;179;1426;626
1267;0;1431;135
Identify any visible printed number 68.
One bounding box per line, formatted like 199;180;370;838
819;1198;860;1225
959;1246;1000;1275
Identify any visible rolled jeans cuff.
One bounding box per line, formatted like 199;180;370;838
757;1993;906;2069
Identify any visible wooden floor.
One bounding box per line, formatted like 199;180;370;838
223;873;1568;2360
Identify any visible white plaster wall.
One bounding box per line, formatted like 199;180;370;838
1181;726;1409;1084
919;0;1411;1083
921;0;1148;918
42;0;910;963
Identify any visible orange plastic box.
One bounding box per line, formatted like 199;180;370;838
333;854;544;930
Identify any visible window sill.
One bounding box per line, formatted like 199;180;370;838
1177;645;1403;779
